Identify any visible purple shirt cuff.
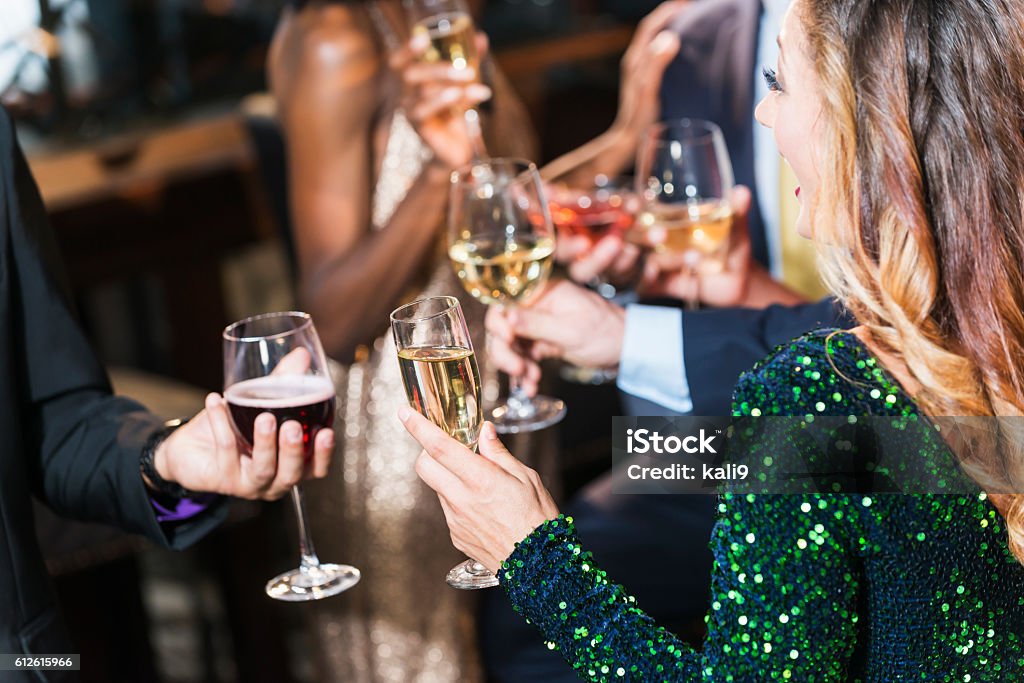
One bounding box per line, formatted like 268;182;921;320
151;493;219;523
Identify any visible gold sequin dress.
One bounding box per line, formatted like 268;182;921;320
300;15;539;678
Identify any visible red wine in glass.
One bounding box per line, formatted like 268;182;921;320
225;375;336;458
223;310;359;602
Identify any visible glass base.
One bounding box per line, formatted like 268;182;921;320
491;394;567;434
559;363;618;385
265;563;361;602
446;559;499;590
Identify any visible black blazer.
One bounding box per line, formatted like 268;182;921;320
0;108;225;679
681;299;848;414
660;0;766;266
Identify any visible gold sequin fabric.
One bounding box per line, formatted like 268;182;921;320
500;330;1024;681
300;109;493;683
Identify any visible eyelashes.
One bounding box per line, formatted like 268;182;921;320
763;66;783;93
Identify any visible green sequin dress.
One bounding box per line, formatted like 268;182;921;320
500;330;1024;681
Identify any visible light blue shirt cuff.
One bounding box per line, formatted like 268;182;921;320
617;304;693;414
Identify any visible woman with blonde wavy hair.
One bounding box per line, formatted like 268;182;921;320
397;0;1024;679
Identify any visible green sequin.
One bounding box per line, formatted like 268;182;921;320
499;330;1024;681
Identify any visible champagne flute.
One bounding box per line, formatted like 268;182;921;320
223;312;360;601
448;158;566;433
390;296;496;589
404;0;486;158
630;119;735;309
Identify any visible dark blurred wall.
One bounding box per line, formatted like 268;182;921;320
598;0;663;22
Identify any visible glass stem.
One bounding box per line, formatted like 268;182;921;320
464;107;486;161
499;303;538;419
506;316;538;419
290;486;321;572
688;266;704;313
466;560;492;576
507;373;537;418
686;261;701;312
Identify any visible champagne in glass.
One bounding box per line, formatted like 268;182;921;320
449;158;566;434
391;296;494;589
635;200;733;261
397;345;482;449
631;119;735;307
223;312;360;601
447;234;556;305
412;10;479;71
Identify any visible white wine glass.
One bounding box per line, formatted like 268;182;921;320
223;312;361;601
448;158;566;433
404;0;486;158
390;296;496;589
631;119;735;309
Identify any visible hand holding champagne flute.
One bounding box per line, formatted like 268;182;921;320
404;0;486;158
390;296;494;589
630;119;735;308
448;158;566;433
223;312;360;601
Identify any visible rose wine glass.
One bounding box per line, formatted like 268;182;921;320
391;296;496;589
448;158;566;433
223;312;360;601
545;171;638;384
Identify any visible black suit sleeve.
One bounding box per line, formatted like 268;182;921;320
683;299;849;415
1;109;225;549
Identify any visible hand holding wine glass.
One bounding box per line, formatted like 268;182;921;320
639;185;807;308
547;174;642;293
640;184;753;306
484;280;627;396
154;366;334;502
400;407;559;574
629;118;736;309
223;312;360;602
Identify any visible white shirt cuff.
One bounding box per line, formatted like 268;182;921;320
616;304;693;414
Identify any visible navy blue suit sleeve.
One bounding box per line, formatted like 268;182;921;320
682;299;848;415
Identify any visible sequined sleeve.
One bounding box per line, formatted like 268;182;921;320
500;486;864;682
498;334;873;682
499;515;701;681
